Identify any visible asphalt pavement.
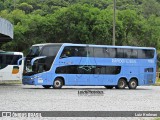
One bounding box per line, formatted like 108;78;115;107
0;85;159;120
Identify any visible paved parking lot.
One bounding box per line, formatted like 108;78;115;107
0;85;159;119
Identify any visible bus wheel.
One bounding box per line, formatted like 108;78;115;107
128;79;137;89
42;85;51;89
117;78;127;89
53;78;63;89
105;86;113;89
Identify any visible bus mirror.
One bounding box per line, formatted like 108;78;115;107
17;57;26;65
31;56;46;66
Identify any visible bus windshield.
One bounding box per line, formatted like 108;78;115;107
28;46;41;56
24;44;61;75
40;45;61;56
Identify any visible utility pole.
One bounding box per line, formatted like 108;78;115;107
13;0;16;9
112;0;116;45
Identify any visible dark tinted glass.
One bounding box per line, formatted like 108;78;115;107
55;65;121;75
60;46;87;58
145;50;154;58
138;49;154;59
94;47;105;58
40;45;60;56
124;49;138;58
88;47;94;57
0;54;22;65
0;55;3;64
28;46;40;56
116;48;124;58
59;46;154;59
104;48;116;58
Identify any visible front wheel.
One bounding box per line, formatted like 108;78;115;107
116;79;127;89
128;79;137;89
53;78;63;89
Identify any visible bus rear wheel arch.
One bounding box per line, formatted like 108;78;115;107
128;78;138;89
116;78;127;89
53;77;64;89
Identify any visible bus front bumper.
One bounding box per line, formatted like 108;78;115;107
22;76;36;85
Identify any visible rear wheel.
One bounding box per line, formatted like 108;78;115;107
42;85;51;89
53;78;63;89
116;78;127;89
128;79;137;89
105;86;113;89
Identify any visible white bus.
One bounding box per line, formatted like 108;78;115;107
0;51;24;81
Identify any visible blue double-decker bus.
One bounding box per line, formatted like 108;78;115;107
23;43;157;89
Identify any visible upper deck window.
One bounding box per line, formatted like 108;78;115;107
138;49;154;59
60;45;155;59
60;46;87;58
40;45;61;57
123;49;138;58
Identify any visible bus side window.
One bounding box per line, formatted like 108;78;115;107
60;46;87;58
104;48;116;58
60;47;71;58
116;48;123;58
94;47;105;58
124;49;137;58
144;50;154;58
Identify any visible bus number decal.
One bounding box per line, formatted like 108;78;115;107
38;78;43;83
112;59;137;64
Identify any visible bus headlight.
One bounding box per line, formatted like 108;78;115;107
31;76;39;79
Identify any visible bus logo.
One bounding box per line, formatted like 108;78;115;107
2;112;11;117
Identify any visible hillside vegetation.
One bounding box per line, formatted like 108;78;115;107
0;0;160;54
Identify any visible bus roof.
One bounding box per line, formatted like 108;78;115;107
31;43;156;50
63;43;156;50
32;43;63;47
0;51;23;55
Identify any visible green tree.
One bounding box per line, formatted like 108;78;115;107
142;0;160;18
18;2;33;13
45;4;103;44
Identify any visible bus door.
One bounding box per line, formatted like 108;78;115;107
143;67;155;85
138;59;155;85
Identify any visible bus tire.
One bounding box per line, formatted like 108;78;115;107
42;85;51;89
105;86;113;89
128;79;137;89
117;78;127;89
53;78;63;89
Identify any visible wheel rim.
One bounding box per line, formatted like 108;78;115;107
130;81;136;88
119;80;125;88
54;81;61;87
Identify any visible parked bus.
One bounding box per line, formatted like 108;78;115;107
0;51;24;81
23;43;157;89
